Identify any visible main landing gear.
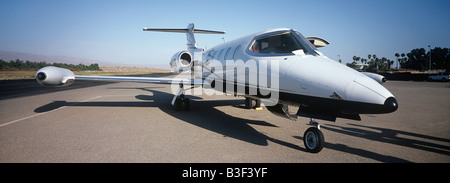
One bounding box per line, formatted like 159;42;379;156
303;118;324;153
174;94;190;111
172;86;325;153
244;97;262;109
172;83;190;111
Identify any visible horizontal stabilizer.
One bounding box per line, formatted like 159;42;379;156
193;29;226;34
143;28;226;34
143;23;225;50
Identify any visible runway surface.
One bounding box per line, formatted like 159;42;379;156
0;78;449;162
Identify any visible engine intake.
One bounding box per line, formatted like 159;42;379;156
170;51;193;73
361;72;386;84
36;66;75;87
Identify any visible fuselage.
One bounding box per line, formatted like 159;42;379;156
200;28;398;116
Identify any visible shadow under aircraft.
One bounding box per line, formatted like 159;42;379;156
34;86;434;162
34;86;305;151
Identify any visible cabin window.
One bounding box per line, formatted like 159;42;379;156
210;50;216;59
232;45;242;60
249;32;305;54
224;47;232;60
206;50;215;60
215;50;223;60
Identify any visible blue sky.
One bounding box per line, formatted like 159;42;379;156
1;0;449;66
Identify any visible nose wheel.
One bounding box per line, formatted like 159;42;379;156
303;118;324;153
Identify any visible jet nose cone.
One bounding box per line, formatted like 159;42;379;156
384;97;398;113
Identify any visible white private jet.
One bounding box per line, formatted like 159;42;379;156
35;23;398;153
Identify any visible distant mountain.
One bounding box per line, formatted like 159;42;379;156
0;51;103;65
0;51;170;69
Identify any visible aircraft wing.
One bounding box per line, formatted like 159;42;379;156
35;66;205;87
75;75;204;85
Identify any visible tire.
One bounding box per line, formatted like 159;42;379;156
184;98;190;111
303;127;324;153
245;98;252;109
174;98;183;111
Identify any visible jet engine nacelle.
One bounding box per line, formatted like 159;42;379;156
170;51;193;73
362;72;387;84
36;66;75;87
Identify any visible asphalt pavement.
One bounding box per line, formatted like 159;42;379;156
0;79;449;162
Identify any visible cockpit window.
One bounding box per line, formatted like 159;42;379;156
247;30;319;56
249;32;305;54
294;31;319;54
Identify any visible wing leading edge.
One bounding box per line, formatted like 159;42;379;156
75;75;205;85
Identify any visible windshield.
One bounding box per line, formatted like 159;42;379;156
249;32;304;54
293;31;319;55
248;30;318;56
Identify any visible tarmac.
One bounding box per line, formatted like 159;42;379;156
0;77;449;162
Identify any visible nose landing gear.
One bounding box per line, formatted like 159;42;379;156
303;118;324;153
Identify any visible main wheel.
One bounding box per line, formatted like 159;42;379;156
174;97;183;111
303;127;324;153
244;98;253;109
183;98;190;111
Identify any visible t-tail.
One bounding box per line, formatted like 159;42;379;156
143;23;225;73
143;23;225;51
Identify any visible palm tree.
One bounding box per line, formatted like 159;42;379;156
395;53;400;68
400;53;406;69
361;58;367;64
372;55;378;70
360;58;367;70
381;57;387;70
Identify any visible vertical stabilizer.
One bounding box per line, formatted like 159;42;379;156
186;23;197;50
